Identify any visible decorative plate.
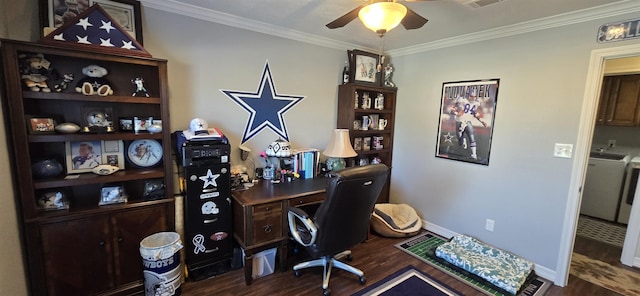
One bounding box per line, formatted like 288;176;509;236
126;139;163;168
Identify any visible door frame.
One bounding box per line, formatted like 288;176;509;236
556;43;640;286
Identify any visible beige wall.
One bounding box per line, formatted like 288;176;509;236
0;0;37;294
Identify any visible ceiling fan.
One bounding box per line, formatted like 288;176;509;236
326;0;432;35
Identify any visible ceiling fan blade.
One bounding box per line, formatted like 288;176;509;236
326;5;366;29
401;7;428;30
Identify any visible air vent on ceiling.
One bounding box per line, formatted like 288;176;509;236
456;0;505;9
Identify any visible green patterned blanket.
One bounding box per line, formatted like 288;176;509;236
435;235;534;295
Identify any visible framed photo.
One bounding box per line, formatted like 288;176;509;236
349;49;380;86
435;79;500;166
99;185;128;205
102;140;125;169
90;0;142;44
43;0;90;29
119;118;133;131
37;190;70;211
25;115;58;134
66;140;104;173
41;0;143;44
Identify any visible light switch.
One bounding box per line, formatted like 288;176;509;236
554;143;573;158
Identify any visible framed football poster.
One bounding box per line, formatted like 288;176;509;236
435;79;499;166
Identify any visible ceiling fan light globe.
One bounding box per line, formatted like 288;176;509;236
358;2;407;34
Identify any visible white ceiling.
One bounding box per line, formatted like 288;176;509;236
140;0;639;53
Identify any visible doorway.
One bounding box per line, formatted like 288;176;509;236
556;44;640;286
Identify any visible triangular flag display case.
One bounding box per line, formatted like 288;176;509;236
41;4;150;57
0;36;174;295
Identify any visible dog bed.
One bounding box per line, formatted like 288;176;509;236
435;235;534;295
371;203;422;237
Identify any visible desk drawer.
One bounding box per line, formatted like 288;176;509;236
252;214;282;244
288;193;324;207
253;202;282;216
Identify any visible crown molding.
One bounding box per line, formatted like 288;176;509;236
389;0;640;56
138;0;363;51
140;0;639;56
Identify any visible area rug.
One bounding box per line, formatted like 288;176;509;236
395;232;552;296
576;216;626;247
352;265;462;296
570;252;640;296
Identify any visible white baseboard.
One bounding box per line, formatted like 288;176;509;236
421;219;557;283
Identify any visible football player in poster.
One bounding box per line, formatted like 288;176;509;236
451;89;487;160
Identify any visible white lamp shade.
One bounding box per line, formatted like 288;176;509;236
358;2;407;34
323;129;357;158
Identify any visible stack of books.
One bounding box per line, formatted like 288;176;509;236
291;148;319;179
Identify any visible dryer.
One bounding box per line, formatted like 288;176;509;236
581;152;629;221
619;156;640;224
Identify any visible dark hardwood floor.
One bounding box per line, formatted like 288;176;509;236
179;231;637;295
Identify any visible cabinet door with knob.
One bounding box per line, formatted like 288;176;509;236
40;216;114;295
38;205;168;295
111;207;168;286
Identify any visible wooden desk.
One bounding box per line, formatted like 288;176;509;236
232;178;328;285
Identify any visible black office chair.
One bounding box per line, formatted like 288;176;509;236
287;164;389;296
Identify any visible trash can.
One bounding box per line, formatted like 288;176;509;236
140;232;183;296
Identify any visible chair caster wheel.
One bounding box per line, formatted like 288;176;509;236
359;276;366;285
294;270;302;278
323;288;331;296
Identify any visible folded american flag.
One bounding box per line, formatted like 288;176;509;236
42;4;150;57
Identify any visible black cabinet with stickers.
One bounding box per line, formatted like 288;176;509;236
177;136;234;280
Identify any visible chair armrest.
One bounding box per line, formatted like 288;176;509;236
287;207;317;247
289;206;309;219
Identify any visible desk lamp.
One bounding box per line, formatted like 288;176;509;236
323;129;357;171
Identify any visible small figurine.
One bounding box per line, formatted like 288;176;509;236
131;77;150;97
384;64;395;88
54;73;74;92
19;53;58;92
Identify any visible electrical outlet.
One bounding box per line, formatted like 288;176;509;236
608;140;616;148
485;219;495;232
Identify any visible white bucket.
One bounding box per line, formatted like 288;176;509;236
140;232;183;296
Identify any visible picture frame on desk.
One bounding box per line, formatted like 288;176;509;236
349;49;381;86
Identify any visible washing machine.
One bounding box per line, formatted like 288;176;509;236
581;152;629;221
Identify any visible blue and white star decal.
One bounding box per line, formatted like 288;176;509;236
221;62;304;143
199;169;220;188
